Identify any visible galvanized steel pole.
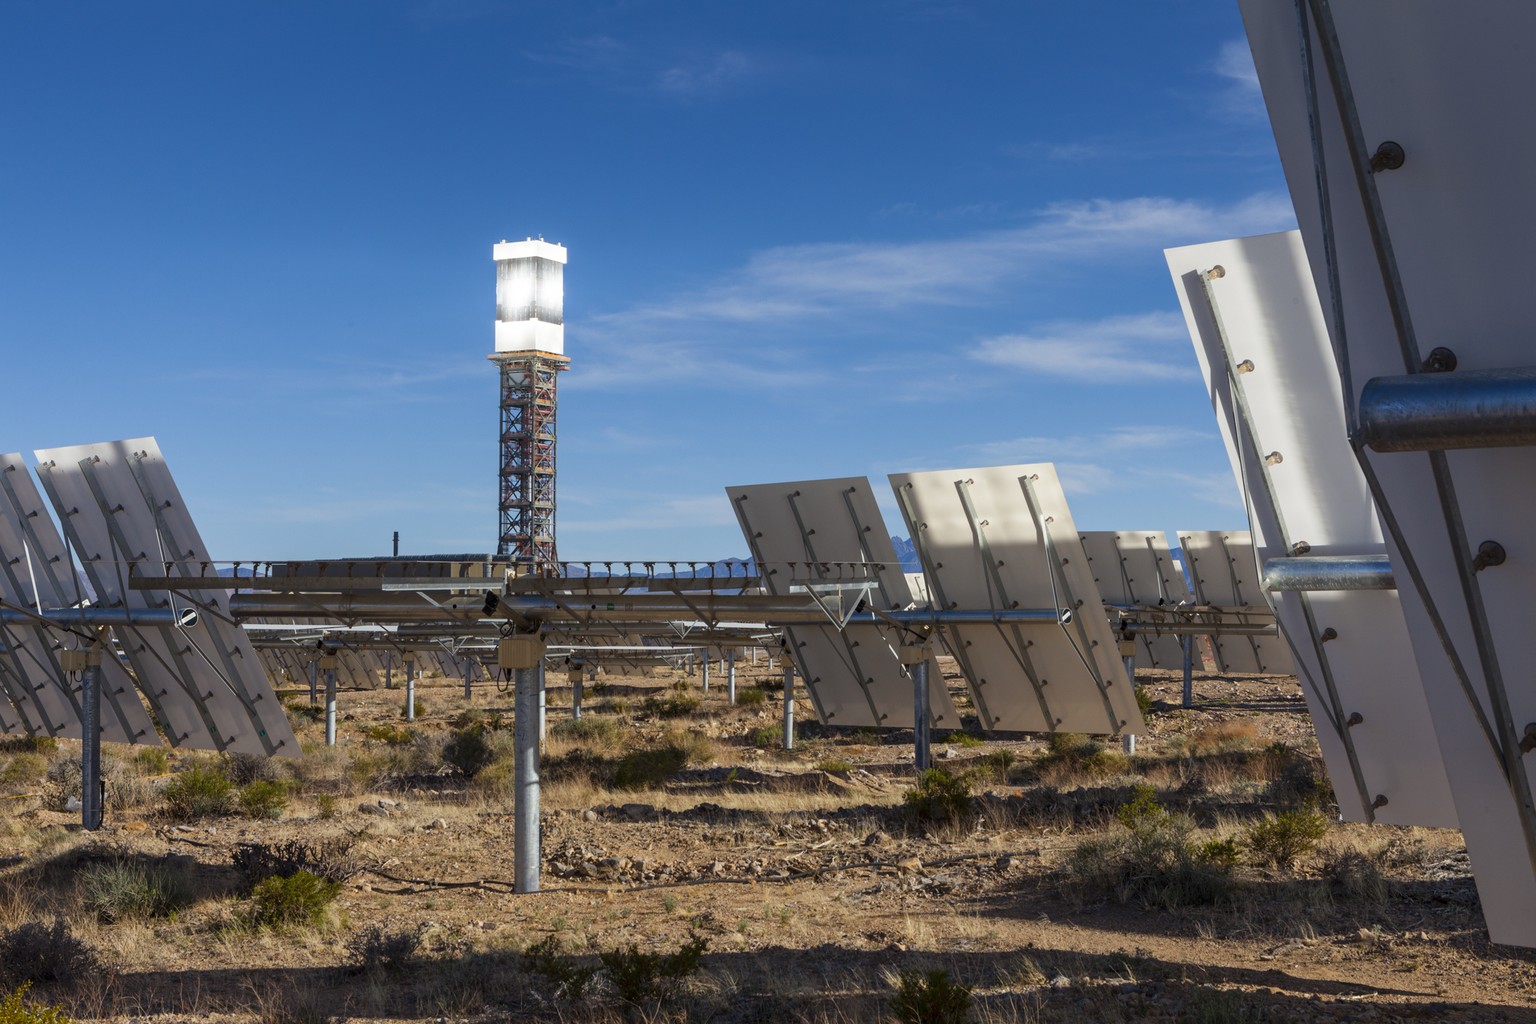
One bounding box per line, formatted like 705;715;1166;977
1182;634;1194;709
701;651;710;693
782;660;795;751
324;661;339;745
514;659;543;893
79;642;103;831
912;659;931;772
726;648;737;705
404;654;417;722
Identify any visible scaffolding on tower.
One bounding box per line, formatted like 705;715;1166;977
495;350;568;568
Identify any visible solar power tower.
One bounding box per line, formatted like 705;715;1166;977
491;239;569;570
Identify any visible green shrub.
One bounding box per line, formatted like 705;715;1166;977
598;933;707;1007
1322;846;1389;903
442;723;498;778
162;764;233;819
736;688;767;707
1196;837;1243;871
400;698;426;720
132;747;170;775
81;858;195;922
1066;786;1236;909
904;768;973;824
0;983;72;1024
232;839;358;893
522;934;598;1000
640;694;698;718
981;750;1016;783
610;731;713;790
249;871;341;929
346;925;422;975
748;726;780;748
1245;810;1330;868
550;716;621;747
1134;685;1153;717
284;701;324;724
1038;733;1129;781
815;758;854;773
612;746;688;791
222;752;282;786
362;724;414;746
0;736;56;755
0;755;47;791
0;920;98;985
238;780;290;820
890;968;973;1024
944;732;984;749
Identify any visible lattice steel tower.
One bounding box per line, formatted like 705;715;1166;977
490;239;569;569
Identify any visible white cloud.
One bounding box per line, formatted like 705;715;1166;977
969;311;1194;382
972;424;1215;462
656;50;758;96
571;193;1294;388
1214;38;1266;118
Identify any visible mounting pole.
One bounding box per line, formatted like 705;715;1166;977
307;658;318;703
1182;634;1195;709
501;633;547;894
321;654;339;746
701;650;710;693
385;651;393;690
901;636;933;772
403;651;417;722
569;661;583;720
463;656;472;701
782;658;795;751
726;647;737;704
63;633;106;831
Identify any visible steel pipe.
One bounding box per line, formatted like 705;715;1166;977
1124;621;1278;637
912;658;930;772
1;607;195;628
1262;554;1396;592
514;661;542;893
782;661;795;751
1357;367;1536;452
80;650;103;831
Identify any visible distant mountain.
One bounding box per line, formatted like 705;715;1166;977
890;536;921;572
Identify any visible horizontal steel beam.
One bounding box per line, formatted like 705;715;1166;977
0;607;196;628
1357;367;1536;452
1124;621;1278;637
1262;554;1396;592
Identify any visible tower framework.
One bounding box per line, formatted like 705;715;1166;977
495;350;568;567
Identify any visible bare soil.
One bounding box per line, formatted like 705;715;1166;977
2;660;1534;1023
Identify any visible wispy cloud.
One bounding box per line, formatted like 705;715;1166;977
590;193;1293;329
953;427;1235;509
969;311;1194;382
656;50;758;97
972;425;1215;463
1213;38;1265;118
524;37;764;99
570;192;1293;389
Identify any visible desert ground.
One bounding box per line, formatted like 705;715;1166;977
1;658;1534;1023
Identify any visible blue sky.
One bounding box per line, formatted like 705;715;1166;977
0;1;1295;563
